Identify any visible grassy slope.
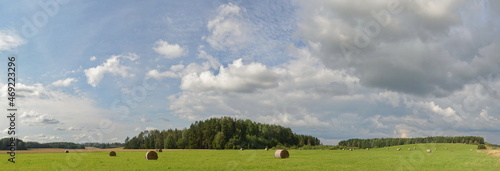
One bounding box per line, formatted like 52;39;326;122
1;143;499;170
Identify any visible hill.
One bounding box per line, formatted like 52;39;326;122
124;116;320;149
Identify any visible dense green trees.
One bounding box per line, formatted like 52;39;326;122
0;138;27;150
25;142;85;149
81;142;124;149
338;136;485;148
124;117;321;149
1;138;124;150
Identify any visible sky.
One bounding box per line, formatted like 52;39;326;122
0;0;499;145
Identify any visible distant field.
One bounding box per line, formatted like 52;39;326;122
1;144;499;170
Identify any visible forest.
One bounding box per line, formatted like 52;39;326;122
124;117;321;149
338;136;485;149
0;138;124;150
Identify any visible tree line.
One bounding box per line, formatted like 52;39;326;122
0;138;125;150
338;136;485;149
124;117;321;149
81;142;125;149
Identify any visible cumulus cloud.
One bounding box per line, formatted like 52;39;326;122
410;101;462;122
68;127;82;131
22;134;63;143
20;110;60;125
51;78;77;87
140;115;150;122
145;127;157;131
0;30;24;50
1;83;46;98
153;40;187;58
84;53;139;87
146;49;221;79
90;56;97;61
205;3;250;50
180;58;282;93
168;47;360;124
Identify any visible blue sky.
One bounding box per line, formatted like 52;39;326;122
1;0;500;145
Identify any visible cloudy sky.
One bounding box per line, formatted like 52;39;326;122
0;0;499;145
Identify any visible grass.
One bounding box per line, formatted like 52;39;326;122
1;143;499;170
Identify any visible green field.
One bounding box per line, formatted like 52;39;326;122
1;144;499;170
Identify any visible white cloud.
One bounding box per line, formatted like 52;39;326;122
68;127;82;131
84;53;139;87
22;134;63;143
0;30;24;51
20;110;60;125
153;40;187;59
168;46;361;126
146;49;221;79
54;127;65;131
140;115;150;122
1;83;45;98
205;3;250;50
51;78;77;87
146;69;178;79
180;58;282;93
407;101;462;122
145;127;157;131
90;56;97;61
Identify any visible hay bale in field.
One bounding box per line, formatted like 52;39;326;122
349;149;352;151
156;149;163;152
274;149;289;159
408;148;411;151
397;148;401;151
65;150;69;153
450;149;455;152
426;149;432;153
109;151;116;156
240;148;244;151
366;148;369;150
414;147;416;150
145;151;158;160
265;148;268;151
470;149;473;151
445;148;448;150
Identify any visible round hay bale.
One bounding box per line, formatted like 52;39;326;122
265;148;268;151
414;147;416;149
366;148;369;150
470;149;473;151
445;148;448;150
426;149;432;153
65;150;69;153
145;151;158;160
408;148;411;151
240;148;244;151
397;148;401;151
156;149;163;152
349;149;352;151
109;151;116;156
274;149;289;159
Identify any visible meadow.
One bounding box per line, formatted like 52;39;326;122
1;143;499;170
